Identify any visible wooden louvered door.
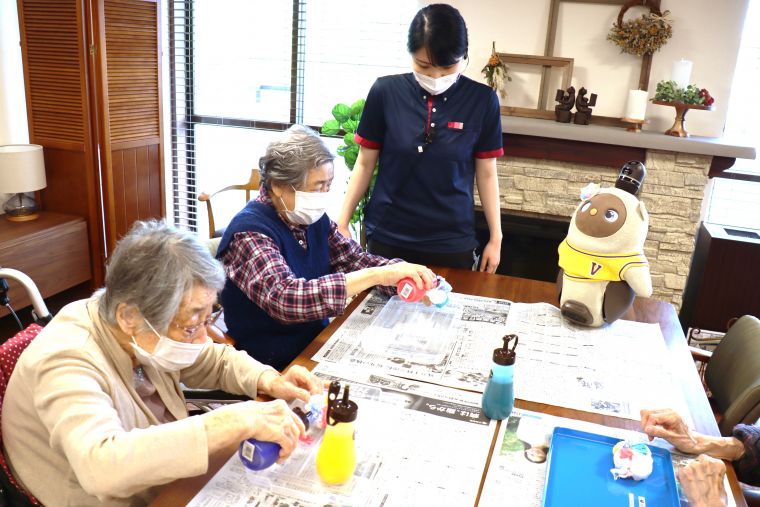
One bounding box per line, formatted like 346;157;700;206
17;0;105;283
18;0;164;283
92;0;164;251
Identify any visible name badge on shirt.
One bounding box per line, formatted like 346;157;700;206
448;121;464;129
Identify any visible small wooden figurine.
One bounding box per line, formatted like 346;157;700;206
573;87;598;125
554;86;575;123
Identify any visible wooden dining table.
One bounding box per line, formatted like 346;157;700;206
150;268;748;507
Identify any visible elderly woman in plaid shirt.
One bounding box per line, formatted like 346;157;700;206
217;125;435;371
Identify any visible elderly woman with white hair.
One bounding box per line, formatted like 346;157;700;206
218;125;435;370
2;220;322;506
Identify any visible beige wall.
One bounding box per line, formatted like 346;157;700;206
0;0;29;210
447;0;749;138
0;0;27;145
0;1;750;143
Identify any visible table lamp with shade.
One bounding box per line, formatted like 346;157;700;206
0;144;47;221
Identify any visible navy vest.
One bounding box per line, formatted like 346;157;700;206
217;201;331;371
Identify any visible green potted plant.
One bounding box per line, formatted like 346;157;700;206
321;99;378;246
651;80;715;137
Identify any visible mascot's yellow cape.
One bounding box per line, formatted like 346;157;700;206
558;240;648;282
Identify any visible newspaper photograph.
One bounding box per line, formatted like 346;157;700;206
504;302;692;422
479;408;736;507
312;291;512;391
313;292;688;421
187;365;497;507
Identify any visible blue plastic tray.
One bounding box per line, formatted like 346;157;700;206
542;427;679;507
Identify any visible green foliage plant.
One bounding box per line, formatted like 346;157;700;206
653;80;714;106
321;99;378;244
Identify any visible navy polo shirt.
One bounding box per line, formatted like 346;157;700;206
355;73;504;253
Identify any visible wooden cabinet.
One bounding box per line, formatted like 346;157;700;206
680;222;760;332
17;0;165;286
0;212;91;317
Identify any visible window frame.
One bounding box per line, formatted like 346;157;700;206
168;0;309;232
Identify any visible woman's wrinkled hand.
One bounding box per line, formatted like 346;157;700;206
377;262;435;290
640;408;701;454
677;454;727;507
237;400;305;462
259;366;325;403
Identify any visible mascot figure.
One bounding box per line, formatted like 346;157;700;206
558;161;652;327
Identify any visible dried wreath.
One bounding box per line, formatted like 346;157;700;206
607;9;673;57
481;42;511;98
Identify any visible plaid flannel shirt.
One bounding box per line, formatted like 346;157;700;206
221;190;398;324
733;424;760;486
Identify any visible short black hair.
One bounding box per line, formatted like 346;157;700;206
407;4;468;67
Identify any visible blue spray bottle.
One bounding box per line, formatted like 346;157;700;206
481;334;518;420
238;396;323;471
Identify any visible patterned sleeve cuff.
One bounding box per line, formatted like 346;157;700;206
320;272;349;315
732;424;760;486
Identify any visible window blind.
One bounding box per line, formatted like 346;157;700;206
168;0;415;237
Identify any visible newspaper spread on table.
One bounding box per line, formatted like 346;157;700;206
479;407;736;507
312;291;688;421
186;364;496;507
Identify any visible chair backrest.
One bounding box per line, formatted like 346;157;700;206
198;168;261;239
0;324;44;506
705;315;760;436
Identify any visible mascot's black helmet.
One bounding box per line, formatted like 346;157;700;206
616;160;646;196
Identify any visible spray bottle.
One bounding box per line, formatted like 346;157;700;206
316;381;358;485
239;394;324;471
396;275;452;307
481;334;518;420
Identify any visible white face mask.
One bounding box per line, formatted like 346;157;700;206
131;319;206;372
413;70;460;96
279;187;330;225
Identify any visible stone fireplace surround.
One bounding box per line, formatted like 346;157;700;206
475;117;755;312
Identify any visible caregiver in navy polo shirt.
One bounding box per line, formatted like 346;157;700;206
337;4;504;273
217;125;435;370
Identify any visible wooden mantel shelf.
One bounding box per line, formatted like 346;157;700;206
501;116;756;176
503;116;755;159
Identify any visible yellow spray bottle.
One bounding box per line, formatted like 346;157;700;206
316;381;358;485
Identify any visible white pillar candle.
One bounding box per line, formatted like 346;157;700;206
671;59;693;89
624;90;648;120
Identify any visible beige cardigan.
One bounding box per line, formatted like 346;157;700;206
2;296;274;506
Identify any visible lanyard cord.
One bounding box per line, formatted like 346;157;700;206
424;95;433;135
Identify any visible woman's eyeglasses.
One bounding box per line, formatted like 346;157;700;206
172;315;215;338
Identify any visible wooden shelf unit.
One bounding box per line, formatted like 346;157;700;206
0;212;91;318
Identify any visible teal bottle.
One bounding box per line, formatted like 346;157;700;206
482;334;518;420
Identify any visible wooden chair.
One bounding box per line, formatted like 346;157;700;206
197;168;261;239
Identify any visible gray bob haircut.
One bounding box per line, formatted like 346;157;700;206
259;124;334;191
98;219;225;333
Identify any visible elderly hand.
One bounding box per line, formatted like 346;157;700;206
677;455;727;507
479;239;501;273
237;400;305;462
258;366;324;403
640;408;701;455
377;262;435;290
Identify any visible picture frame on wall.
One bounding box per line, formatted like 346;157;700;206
541;0;661;125
497;53;574;120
